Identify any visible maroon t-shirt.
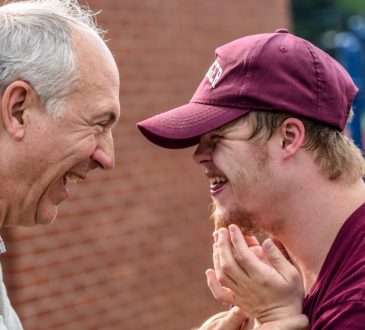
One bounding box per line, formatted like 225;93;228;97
303;202;365;329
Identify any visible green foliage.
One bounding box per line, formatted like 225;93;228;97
291;0;365;44
333;0;365;15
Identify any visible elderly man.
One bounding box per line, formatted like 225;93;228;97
0;0;120;328
138;29;365;329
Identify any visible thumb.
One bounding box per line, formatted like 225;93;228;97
262;238;294;276
198;307;248;330
223;306;248;329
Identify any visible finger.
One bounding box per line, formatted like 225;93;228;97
199;307;248;330
219;306;249;330
213;230;219;243
241;234;263;260
213;242;223;280
217;228;247;282
213;241;220;269
206;269;235;305
244;234;260;247
239;315;256;330
272;237;291;260
261;238;296;279
228;224;261;276
198;311;229;330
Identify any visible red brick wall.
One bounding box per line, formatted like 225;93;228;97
1;1;291;329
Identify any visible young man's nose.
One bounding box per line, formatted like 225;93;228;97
193;135;213;165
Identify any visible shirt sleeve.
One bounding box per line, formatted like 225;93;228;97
0;264;23;330
311;300;365;330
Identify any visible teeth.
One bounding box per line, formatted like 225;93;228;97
65;172;83;184
209;176;228;186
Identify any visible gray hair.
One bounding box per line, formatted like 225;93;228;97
0;0;104;117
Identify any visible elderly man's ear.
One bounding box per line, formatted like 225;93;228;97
0;81;40;141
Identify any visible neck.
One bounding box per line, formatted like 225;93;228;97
0;186;33;228
0;199;8;229
271;178;365;295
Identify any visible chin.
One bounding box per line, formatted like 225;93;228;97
210;202;258;234
35;205;58;225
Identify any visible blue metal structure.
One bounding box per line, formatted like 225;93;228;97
335;16;365;150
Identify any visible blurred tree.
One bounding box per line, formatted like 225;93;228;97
292;0;344;44
292;0;365;45
334;0;365;16
292;0;365;150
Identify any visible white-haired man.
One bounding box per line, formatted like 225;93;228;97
0;0;120;328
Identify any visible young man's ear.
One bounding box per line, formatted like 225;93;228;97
278;118;305;159
0;81;39;140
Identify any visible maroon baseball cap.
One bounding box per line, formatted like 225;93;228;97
137;29;359;149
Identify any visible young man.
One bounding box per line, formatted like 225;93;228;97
0;0;120;327
138;29;365;329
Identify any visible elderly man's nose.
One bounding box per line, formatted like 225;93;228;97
91;136;115;170
91;148;115;170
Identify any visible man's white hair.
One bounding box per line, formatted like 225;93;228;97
0;0;104;117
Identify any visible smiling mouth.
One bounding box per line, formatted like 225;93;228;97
209;176;228;192
63;172;84;185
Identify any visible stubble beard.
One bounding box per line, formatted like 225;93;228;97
210;144;281;235
210;201;260;235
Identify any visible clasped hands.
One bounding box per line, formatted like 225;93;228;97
198;224;309;330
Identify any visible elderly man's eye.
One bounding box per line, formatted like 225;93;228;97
97;121;109;129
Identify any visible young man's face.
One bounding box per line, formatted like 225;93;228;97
193;115;280;233
2;30;120;227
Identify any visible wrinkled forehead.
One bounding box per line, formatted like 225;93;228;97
71;27;119;89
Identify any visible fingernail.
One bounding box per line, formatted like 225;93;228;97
213;231;218;242
264;238;274;250
228;225;236;234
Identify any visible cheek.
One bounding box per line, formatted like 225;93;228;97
228;159;266;198
211;146;236;171
68;135;98;160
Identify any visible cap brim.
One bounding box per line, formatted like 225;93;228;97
137;102;249;149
